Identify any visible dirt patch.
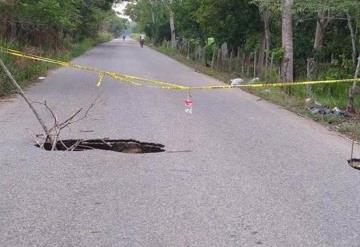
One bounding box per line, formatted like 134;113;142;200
36;139;165;153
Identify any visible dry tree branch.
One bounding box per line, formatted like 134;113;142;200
31;100;58;129
58;108;83;130
29;98;97;150
99;138;113;147
69;139;82;151
0;58;54;144
26;128;44;149
0;58;99;151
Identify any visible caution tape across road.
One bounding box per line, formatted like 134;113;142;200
1;46;359;90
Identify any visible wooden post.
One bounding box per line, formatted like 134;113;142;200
203;47;207;66
211;46;217;69
241;53;246;75
269;52;274;81
246;54;251;77
306;58;315;97
216;48;221;70
221;43;228;71
236;48;240;71
187;41;190;59
253;51;257;78
229;51;234;71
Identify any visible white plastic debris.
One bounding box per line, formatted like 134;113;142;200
230;78;244;86
249;77;260;83
38;76;46;80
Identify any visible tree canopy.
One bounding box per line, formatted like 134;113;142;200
127;0;360;81
0;0;127;47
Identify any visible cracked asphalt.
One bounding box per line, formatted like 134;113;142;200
0;39;359;247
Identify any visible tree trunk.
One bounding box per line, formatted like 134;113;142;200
347;56;360;113
314;20;325;50
169;10;176;49
347;13;358;67
229;50;234;71
241;53;246;75
306;58;316;97
314;9;332;51
216;48;221;70
10;21;17;40
211;46;217;68
262;8;271;69
281;0;294;82
253;51;257;78
258;32;266;71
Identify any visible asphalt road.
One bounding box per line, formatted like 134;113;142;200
1;39;360;247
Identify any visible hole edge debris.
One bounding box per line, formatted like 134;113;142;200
348;159;360;170
35;139;165;154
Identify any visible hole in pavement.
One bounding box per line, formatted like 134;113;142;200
347;159;360;170
36;139;165;154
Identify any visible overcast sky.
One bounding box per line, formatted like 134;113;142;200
112;1;132;21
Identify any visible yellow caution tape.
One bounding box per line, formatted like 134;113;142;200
1;46;360;91
96;73;105;87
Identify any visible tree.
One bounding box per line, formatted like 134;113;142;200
295;0;360;56
281;0;294;82
195;0;260;48
252;0;281;69
0;0;123;47
169;1;176;48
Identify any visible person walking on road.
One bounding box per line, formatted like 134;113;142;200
139;33;145;48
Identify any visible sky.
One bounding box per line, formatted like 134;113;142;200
112;1;132;22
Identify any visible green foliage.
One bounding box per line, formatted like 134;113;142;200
195;0;261;47
271;48;284;63
0;0;125;47
103;13;128;38
126;0;171;44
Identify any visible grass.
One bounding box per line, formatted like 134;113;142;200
150;42;360;141
0;32;113;96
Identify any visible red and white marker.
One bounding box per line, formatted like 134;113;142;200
184;98;193;114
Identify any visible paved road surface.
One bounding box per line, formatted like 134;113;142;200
1;39;360;246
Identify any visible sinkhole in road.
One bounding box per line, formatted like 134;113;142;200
36;139;166;153
347;159;360;170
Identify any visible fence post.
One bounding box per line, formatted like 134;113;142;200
216;48;221;70
253;51;257;78
242;53;246;75
187;41;190;59
306;58;316;97
229;50;234;71
221;42;228;71
211;46;217;69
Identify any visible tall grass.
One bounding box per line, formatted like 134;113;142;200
0;32;113;96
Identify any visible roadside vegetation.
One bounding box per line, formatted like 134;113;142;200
127;0;360;140
0;0;128;96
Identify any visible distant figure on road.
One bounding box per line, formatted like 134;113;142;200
139;33;145;48
122;35;126;41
